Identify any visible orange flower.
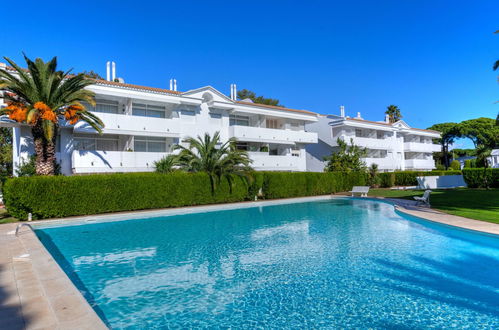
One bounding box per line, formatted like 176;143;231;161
64;104;83;124
5;103;28;123
41;110;57;122
33;101;52;113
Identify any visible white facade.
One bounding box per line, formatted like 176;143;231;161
306;110;441;172
2;73;318;175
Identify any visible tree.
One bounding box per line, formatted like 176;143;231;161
237;89;283;107
174;131;252;192
154;154;178;173
0;127;12;180
324;138;367;172
459;117;498;149
0;55;104;175
80;70;104;80
427;122;461;169
385;105;402;123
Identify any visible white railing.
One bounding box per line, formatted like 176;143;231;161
249;154;304;171
405;159;436;170
404;142;440;153
72;150;169;173
74;112;181;136
338;136;392;149
362;157;397;170
229;125;317;144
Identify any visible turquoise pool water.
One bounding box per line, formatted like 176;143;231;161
36;198;499;329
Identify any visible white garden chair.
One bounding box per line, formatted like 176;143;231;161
414;190;431;207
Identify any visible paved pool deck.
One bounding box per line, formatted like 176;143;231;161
0;195;498;329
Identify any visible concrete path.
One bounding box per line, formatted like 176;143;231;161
0;223;107;330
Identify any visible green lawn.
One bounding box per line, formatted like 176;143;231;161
0;208;19;224
368;188;499;224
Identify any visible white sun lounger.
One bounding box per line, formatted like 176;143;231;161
350;186;370;197
414;190;431;207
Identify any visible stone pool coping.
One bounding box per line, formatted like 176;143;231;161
1;194;498;329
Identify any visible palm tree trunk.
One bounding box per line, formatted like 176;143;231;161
32;126;56;176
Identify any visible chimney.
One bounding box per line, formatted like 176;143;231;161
169;79;173;90
340;105;345;118
173;79;177;91
111;62;116;81
385;114;390;123
357;112;362;119
106;61;111;81
230;84;237;100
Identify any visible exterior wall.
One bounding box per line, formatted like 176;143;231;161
306;115;440;172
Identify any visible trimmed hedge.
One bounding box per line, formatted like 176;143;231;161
3;172;248;220
3;171;368;220
262;172;367;199
462;168;499;188
379;170;462;187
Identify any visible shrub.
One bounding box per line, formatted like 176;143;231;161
450;160;461;171
3;172;249;220
435;164;446;171
462;168;499;188
464;159;476;168
379;172;395;188
3;171;369;220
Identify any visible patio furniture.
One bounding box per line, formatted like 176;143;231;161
350;186;370;197
414;190;431;207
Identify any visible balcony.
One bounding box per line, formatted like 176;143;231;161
362;157;397;170
249;152;304;171
73;113;181;137
72;150;168;173
229;125;317;144
405;159;436;170
339;136;392;149
404;142;440;153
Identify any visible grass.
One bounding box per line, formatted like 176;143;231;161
0;208;19;224
368;188;499;224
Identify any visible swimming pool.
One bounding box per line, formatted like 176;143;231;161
35;198;499;328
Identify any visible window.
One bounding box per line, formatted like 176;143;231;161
74;134;118;151
134;136;167;152
229;115;249;126
376;131;384;139
236;142;248;151
84;99;119;114
266;119;279;129
132;103;166;118
355;129;363;138
209;112;222;119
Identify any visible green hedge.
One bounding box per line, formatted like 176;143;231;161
262;172;367;199
3;172;248;220
3;171;368;220
378;170;463;187
462;168;499;188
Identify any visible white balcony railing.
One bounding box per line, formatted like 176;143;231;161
73;112;181;137
72;150;169;173
336;136;392;149
249;153;303;171
229;125;317;144
362;157;397;170
405;159;436;170
404;142;441;153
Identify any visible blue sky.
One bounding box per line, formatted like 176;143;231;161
1;1;498;147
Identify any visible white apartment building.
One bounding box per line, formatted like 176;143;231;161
306;107;441;172
1;64;319;175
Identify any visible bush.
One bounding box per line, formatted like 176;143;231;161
450;160;461;170
464;159;477;168
3;171;369;220
436;164;446;171
379;172;395;188
378;170;462;187
462;168;499;188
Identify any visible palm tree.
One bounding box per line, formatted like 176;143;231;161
385;105;402;123
175;131;252;192
154;154;178;173
0;55;103;175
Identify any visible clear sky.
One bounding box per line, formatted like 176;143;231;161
1;0;498;148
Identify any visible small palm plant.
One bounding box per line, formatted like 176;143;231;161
175;131;252;192
0;55;104;175
154;154;179;173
